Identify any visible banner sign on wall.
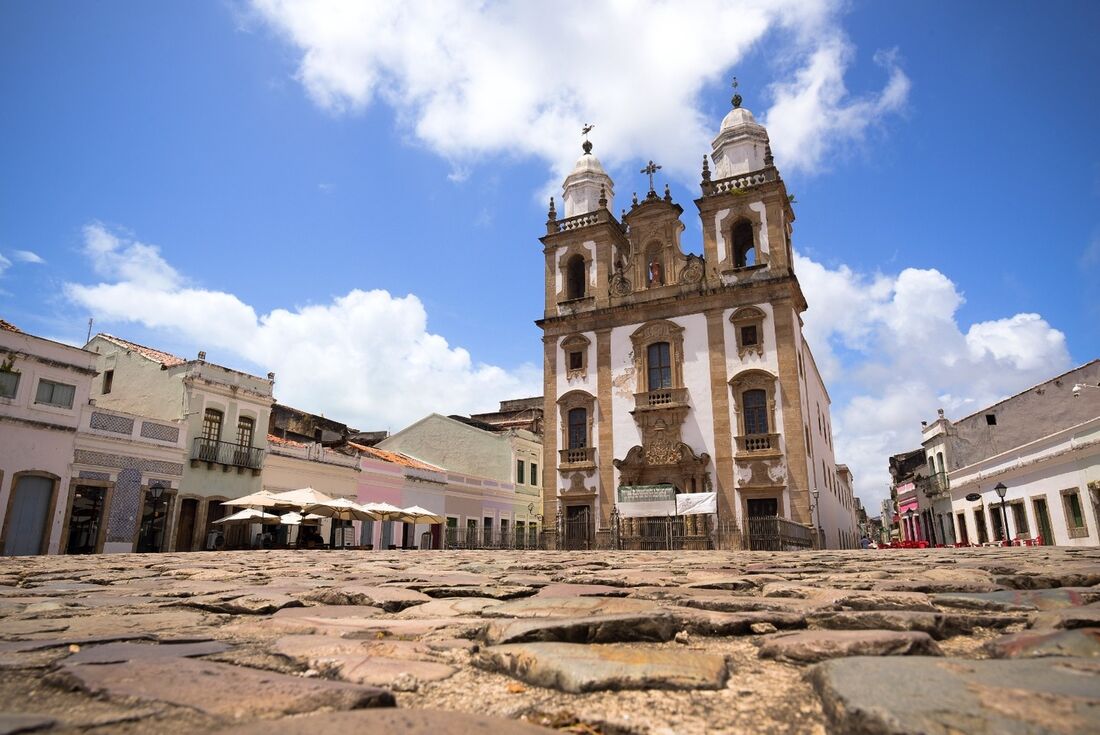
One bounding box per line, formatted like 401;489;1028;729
615;486;717;518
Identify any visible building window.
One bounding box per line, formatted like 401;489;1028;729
568;407;587;449
1009;501;1029;539
34;379;75;409
102;369;114;394
566;255;586;300
743;389;769;435
732;219;756;268
516;459;525;485
729;306;766;358
236;416;255;447
1062;488;1089;538
561;334;591;380
729;369;778;454
0;370;19;399
530;463;538;485
202;409;223;443
985;413;997;426
647;342;672;390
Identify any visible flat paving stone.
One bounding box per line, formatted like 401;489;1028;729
810;656;1100;734
271;635;456;689
806;610;947;639
301;585;432;612
984;628;1100;659
483;613;676;645
477;641;729;692
1031;606;1100;630
214;708;556;734
63;640;231;665
0;714;56;735
932;588;1100;612
53;657;395;718
759;630;942;664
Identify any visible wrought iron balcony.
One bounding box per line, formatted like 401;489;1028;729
916;472;950;499
559;446;596;467
736;433;780;455
191;438;264;471
634;386;689;410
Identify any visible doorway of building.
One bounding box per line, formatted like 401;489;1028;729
956;512;969;544
136;492;171;553
747;498;778;517
975;510;989;544
66;485;107;554
175;498;198;552
3;475;55;556
563;504;591;550
1032;497;1054;545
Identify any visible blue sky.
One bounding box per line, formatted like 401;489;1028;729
1;1;1097;506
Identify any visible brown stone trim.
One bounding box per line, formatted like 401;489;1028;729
704;310;736;522
541;336;558;522
560;333;591;380
1;470;61;556
729;306;766;359
628;320;685;394
596;329;614;528
738;486;787;522
772;305;811;525
58;478;114;555
557;389;597;458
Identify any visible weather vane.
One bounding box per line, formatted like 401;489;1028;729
581;123;594;154
731;76;742;108
641;160;662;192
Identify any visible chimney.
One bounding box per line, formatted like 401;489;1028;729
197;351;206;361
267;372;275;381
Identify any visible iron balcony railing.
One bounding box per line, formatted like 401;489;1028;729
736;433;780;454
559;446;596;466
744;516;815;551
916;471;950;498
191;438;264;470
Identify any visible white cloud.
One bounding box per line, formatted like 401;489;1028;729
795;252;1071;510
13;250;46;264
248;0;907;183
0;253;10;276
65;224;540;430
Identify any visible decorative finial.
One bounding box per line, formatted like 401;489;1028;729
581;123;594;155
764;143;774;166
598;184;607;208
701;154;711;182
632;192;639;207
640;160;662;192
548;196;556;221
731;76;742;109
663;183;672;202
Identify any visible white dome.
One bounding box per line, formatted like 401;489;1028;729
719;106;758;131
570;152;608;175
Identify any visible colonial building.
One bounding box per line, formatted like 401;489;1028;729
469;396;545;435
1;321;185;556
924;361;1100;547
377;413;543;544
262;433;360;546
84;334;274;551
538;95;857;549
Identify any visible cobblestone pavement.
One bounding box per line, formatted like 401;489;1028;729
1;548;1098;734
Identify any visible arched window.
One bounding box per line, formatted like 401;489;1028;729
567;407;587;449
566;255;586;299
647;342;672;390
927;457;936;476
732;220;755;268
743;389;768;435
936;452;945;475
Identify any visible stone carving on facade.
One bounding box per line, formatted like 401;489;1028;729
679;254;705;285
644;437;682;465
614;440;711;494
767;460;788;485
609;269;632;297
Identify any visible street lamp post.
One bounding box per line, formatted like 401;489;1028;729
148;485;165;553
994;482;1010;544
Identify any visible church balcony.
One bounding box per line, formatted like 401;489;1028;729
701;167;777;198
546;209;621;236
633;387;689;411
559;446;596;470
735;433;781;458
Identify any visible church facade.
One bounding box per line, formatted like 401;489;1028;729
538;97;858;549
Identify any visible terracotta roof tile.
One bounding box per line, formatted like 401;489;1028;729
0;319;22;333
349;443;444;472
267;433;307;448
96;333;187;367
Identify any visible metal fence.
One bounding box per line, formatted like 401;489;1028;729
744;516;815;550
442;527;540;550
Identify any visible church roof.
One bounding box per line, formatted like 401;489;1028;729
0;319;21;333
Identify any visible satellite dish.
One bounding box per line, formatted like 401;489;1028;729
965;493;981;502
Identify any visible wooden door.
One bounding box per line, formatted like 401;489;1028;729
4;476;53;556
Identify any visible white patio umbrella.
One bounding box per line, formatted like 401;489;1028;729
303;498;379;522
221;489;282;508
268;487;335;509
360;501;416;522
213;508;281;524
280;511;324;525
401;505;444;524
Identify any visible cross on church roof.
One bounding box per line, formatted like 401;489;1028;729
581;123;594;154
731;76;742;109
641;160;662;192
